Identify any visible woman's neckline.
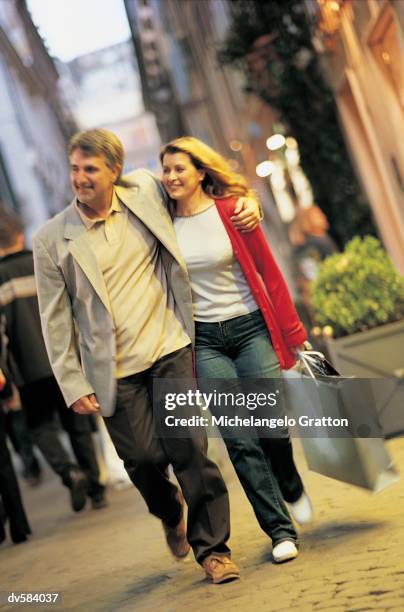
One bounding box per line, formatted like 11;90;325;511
175;202;215;218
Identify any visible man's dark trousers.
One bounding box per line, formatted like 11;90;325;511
104;346;231;564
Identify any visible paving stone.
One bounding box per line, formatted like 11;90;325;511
0;438;403;611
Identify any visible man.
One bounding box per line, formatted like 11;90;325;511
33;129;261;584
0;209;106;512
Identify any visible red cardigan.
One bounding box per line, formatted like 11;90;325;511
215;197;307;370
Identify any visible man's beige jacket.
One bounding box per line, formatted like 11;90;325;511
33;170;194;416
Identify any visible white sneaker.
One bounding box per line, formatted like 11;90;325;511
272;540;298;563
289;492;313;525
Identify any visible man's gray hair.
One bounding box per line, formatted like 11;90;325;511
68;129;125;181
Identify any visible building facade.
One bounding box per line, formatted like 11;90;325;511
59;40;161;173
125;0;267;178
124;0;186;143
309;0;404;272
0;0;74;241
124;0;298;288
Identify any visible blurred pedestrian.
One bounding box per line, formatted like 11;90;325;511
4;386;42;487
289;205;338;330
32;128;262;584
0;209;106;512
161;136;313;563
289;206;337;268
0;322;31;545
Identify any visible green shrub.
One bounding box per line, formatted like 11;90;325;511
311;236;404;338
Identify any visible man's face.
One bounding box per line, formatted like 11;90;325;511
69;149;120;209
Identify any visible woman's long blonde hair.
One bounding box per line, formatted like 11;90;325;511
160;136;249;198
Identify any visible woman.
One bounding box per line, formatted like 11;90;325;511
160;136;312;563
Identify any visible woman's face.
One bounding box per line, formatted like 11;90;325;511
162;152;204;202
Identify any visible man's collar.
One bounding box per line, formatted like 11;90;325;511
75;189;123;229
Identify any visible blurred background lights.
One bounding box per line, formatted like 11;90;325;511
228;158;240;171
266;134;286;150
229;139;242;152
285;137;298;149
256;160;275;177
285;148;300;166
270;162;286;190
271;190;296;223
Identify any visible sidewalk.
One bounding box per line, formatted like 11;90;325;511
1;438;404;611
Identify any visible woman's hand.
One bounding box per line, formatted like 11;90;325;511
291;341;313;355
231;197;263;232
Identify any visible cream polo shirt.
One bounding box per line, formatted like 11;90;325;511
75;191;190;378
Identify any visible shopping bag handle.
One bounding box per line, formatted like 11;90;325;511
296;351;327;380
296;349;340;379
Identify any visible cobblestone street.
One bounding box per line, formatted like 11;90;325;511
1;438;404;612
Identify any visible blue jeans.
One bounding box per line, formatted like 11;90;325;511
195;310;299;545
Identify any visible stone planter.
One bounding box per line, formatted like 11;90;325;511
325;319;404;438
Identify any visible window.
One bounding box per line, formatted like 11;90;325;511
368;4;403;108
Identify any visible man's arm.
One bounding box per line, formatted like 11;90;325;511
33;237;95;408
147;169;262;231
231;194;263;233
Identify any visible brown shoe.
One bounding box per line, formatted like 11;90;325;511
162;491;190;559
202;555;240;584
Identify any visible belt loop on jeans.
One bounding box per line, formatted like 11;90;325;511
218;320;225;341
